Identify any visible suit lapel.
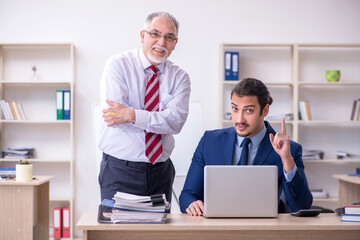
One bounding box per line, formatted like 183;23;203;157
222;128;237;165
253;121;275;165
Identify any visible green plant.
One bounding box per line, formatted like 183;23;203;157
32;66;37;74
19;159;31;165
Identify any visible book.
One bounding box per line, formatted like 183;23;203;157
18;102;26;120
304;101;312;120
350;98;360;121
298;101;311;121
8;101;18;120
344;205;360;215
341;214;360;222
0;100;26;120
12;101;23;120
0;100;9;120
298;101;307;121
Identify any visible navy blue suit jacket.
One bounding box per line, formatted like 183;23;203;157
179;121;313;213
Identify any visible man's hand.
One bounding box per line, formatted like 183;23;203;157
102;100;135;126
269;118;295;172
186;200;204;216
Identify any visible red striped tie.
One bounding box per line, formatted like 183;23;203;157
145;65;162;164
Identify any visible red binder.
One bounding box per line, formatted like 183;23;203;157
62;208;71;238
53;208;62;239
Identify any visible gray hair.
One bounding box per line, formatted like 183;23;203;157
144;12;179;35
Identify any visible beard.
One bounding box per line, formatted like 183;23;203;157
146;45;169;64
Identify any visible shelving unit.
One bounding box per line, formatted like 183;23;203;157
220;43;360;210
0;43;74;239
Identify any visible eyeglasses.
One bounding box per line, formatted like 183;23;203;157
143;30;177;42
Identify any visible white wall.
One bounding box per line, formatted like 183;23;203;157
1;0;360;237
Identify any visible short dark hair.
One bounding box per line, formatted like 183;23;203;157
144;12;179;35
231;78;273;114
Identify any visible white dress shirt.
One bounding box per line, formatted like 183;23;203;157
98;48;191;163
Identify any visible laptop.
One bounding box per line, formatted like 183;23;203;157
203;165;278;218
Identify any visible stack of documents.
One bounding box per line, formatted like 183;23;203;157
311;189;329;198
303;149;325;160
1;147;36;159
98;191;170;224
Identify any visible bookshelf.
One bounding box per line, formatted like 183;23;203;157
220;43;360;210
0;43;74;239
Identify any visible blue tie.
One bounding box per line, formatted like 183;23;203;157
238;138;251;165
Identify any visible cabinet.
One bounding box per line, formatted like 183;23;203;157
220;44;360;210
0;43;74;239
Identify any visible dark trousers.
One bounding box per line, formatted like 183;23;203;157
99;153;176;204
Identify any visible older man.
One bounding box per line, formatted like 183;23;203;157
98;12;191;204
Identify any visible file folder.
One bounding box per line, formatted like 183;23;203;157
231;52;239;80
53;208;62;238
224;52;232;80
62;208;70;238
63;90;71;120
56;90;64;120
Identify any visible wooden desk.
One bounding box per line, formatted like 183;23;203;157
0;176;53;240
333;174;360;207
77;212;360;240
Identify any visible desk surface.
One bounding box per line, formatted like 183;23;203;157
0;175;53;185
333;174;360;185
77;212;360;231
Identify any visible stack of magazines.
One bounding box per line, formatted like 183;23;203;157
1;147;36;159
98;191;170;224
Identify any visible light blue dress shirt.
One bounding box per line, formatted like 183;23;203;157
232;123;297;182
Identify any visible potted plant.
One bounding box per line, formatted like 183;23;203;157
16;159;33;182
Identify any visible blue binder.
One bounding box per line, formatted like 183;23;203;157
231;52;239;80
63;90;71;120
224;52;232;80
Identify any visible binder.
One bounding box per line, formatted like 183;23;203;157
224;52;232;80
53;208;62;238
63;90;71;120
62;208;70;238
56;90;64;120
231;52;239;80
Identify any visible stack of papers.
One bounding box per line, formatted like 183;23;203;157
98;191;170;224
303;149;325;160
1;147;36;159
311;189;329;198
